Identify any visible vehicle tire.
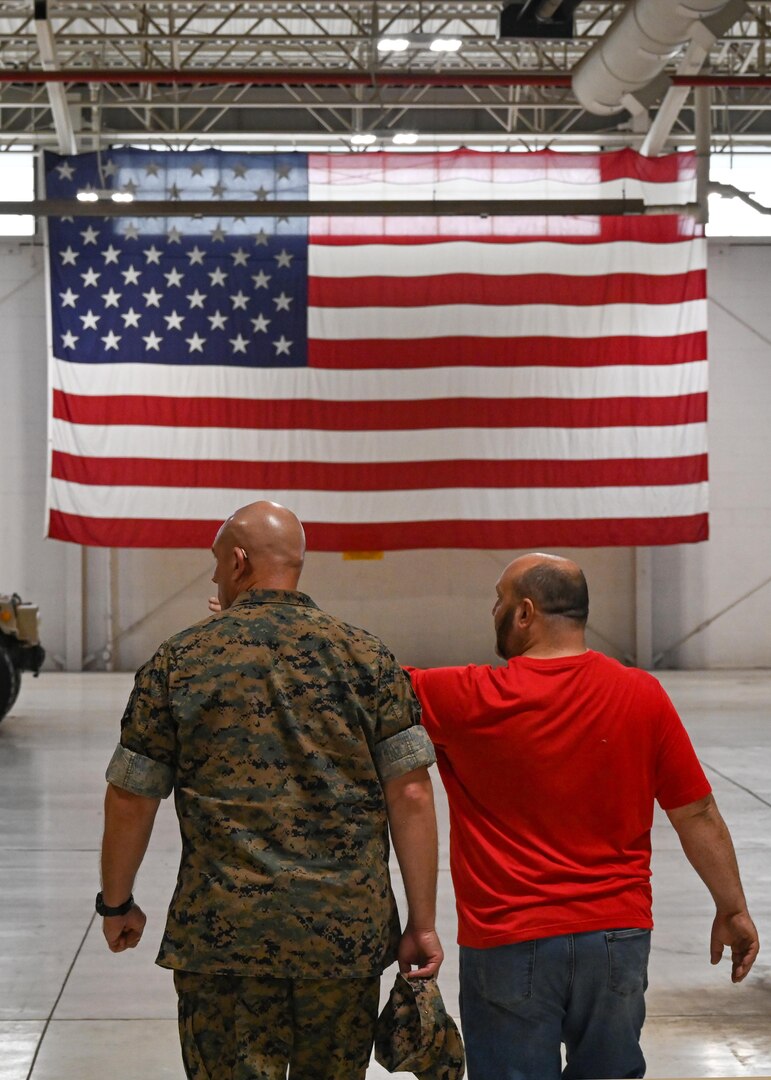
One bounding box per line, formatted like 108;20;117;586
0;641;20;723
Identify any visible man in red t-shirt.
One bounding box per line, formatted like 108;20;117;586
407;552;758;1080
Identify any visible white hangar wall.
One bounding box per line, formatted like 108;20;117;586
0;238;769;674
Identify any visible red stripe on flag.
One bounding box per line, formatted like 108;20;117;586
308;333;707;369
51;452;709;490
48;510;709;549
308;271;707;309
52;390;707;429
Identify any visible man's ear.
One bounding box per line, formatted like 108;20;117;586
517;597;535;627
233;547;248;575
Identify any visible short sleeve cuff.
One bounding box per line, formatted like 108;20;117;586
374;726;436;783
106;743;174;799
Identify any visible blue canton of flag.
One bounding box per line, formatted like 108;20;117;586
45;148;309;367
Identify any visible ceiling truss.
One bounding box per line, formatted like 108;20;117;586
0;1;769;151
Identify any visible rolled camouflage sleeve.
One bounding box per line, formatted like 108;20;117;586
106;642;178;798
374;725;436;782
105;743;174;798
373;651;435;782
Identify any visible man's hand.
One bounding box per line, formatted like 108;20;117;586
208;595;222;613
710;910;759;983
102;903;147;953
397;925;444;979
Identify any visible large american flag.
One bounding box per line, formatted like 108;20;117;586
45;148;707;550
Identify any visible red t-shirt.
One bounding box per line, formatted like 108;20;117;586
407;651;711;949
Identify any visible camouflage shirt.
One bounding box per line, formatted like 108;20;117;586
106;589;435;978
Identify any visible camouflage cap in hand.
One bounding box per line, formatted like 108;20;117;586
374;972;465;1080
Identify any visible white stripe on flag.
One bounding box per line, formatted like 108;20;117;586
51;358;709;401
308;300;708;341
49;479;709;523
309;240;707;278
51;419;708;463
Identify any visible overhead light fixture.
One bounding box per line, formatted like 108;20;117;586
377;37;410;52
75;188;135;203
392;132;419;145
429;38;463;52
350;133;377;146
377;34;464;53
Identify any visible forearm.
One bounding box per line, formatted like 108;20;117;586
101;783;160;904
384;769;438;929
668;795;747;913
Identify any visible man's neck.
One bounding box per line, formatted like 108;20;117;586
517;639;589;660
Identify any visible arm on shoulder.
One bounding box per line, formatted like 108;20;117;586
666;793;759;982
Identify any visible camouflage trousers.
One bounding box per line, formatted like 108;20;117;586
173;969;380;1080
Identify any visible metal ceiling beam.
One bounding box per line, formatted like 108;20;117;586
3;68;771;88
3;197;650;216
33;0;78;154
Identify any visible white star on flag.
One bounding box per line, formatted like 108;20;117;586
187;289;206;309
143;287;163;307
187;246;205;265
101;330;122;350
81;268;101;287
121;308;142;328
55;161;75;180
60;247;78;265
254;229;269;246
144;245;162;265
230;291;249;310
168;183;183;200
80;226;99;245
164;311;185;331
252;270;271;289
102;245;121;264
275;249;294;268
251;313;270;333
167;227;182;244
121;265;142;285
208;268;228;287
186;332;206;353
123;223;140;240
210;226;227;242
102;288;122;308
231;248;249;266
273;336;292;356
273;292;292;311
164;268;184;287
79;310;100;329
61;330;79;348
143;331;163;351
145;162;160;177
103;160;119;177
211;180;227;198
230;334;249;354
255;186;270;201
59;288;79;307
232;164;248;179
207;311;228;331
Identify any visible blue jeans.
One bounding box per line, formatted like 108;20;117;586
459;929;650;1080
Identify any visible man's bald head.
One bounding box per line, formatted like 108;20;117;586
211;501;306;609
493;553;589;659
503;553;588;624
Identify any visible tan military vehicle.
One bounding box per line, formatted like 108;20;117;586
0;594;45;722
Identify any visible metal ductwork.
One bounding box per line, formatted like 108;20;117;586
572;0;740;116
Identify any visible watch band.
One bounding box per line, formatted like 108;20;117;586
95;891;134;917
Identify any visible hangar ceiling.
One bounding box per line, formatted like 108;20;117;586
0;1;769;150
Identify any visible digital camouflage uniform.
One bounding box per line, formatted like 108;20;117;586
106;588;435;1080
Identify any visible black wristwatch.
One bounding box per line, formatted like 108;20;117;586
95;891;134;917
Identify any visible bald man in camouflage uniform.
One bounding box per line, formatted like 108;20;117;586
98;501;442;1080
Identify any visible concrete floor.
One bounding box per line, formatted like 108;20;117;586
1;670;769;1080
